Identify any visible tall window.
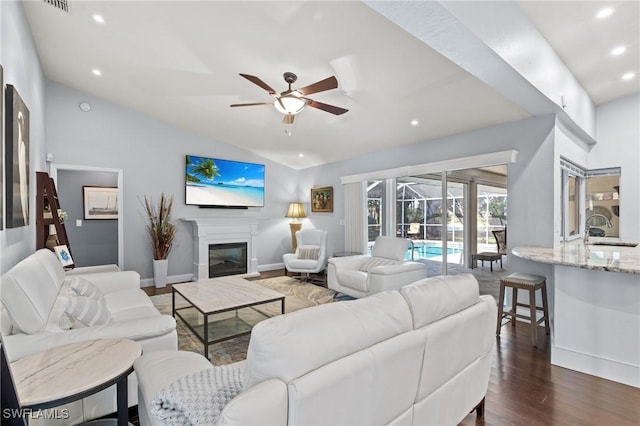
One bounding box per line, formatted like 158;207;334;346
477;184;508;247
560;158;584;240
367;180;383;243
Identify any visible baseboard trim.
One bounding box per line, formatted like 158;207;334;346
140;273;193;288
552;344;640;388
259;263;285;272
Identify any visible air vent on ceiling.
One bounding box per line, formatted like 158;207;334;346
43;0;69;13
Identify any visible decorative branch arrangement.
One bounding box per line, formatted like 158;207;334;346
142;194;176;260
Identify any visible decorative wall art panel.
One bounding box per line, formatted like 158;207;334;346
83;186;118;220
5;84;30;228
0;65;4;230
311;186;333;213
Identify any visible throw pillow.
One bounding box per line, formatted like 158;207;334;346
298;247;320;260
65;295;111;327
70;276;104;301
360;257;396;272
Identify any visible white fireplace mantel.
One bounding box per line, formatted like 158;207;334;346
181;218;259;280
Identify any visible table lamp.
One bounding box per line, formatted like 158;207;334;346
285;202;306;252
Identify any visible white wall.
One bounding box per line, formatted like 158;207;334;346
0;1;47;274
298;115;557;280
44;81;299;280
592;93;640;241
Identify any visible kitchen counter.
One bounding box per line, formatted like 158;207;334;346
512;238;640;274
511;238;640;388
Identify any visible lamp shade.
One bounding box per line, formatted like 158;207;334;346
274;96;306;115
285;202;306;219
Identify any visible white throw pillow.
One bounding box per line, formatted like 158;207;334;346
45;295;73;332
45;279;75;332
298;247;320;260
360;257;396;272
70;276;104;301
65;295;111;327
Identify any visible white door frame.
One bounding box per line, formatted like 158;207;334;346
49;163;124;268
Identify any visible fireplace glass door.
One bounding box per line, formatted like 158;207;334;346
209;243;247;278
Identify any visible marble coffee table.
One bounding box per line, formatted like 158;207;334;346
172;276;285;359
10;338;141;425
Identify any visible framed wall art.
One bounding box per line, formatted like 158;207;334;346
83;186;118;219
54;244;74;267
311;186;333;213
1;64;4;230
5;84;30;228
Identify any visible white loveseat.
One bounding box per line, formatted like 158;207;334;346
328;236;428;298
135;273;496;425
0;249;178;424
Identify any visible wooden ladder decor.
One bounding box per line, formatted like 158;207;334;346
35;171;72;260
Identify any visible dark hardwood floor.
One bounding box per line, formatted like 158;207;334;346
144;271;640;425
461;323;640;426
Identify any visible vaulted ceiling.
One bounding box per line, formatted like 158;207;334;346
23;1;639;169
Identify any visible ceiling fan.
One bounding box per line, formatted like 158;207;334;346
230;72;348;126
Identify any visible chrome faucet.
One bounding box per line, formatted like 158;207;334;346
584;214;613;242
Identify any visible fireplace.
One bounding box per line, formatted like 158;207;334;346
181;218;259;281
209;243;247;278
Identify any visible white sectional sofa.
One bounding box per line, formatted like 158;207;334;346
0;249;177;424
135;273;497;426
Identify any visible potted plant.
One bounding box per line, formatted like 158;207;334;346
142;194;176;288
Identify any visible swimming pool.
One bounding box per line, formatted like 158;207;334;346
407;244;461;260
368;243;462;260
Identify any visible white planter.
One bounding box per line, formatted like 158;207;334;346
153;259;168;288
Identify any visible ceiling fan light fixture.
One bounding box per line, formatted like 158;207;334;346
274;96;306;115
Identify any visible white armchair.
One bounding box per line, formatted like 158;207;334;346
328;236;427;298
282;229;328;279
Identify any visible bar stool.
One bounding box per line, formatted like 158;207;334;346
496;273;550;347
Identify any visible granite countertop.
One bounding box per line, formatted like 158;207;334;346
512;238;640;275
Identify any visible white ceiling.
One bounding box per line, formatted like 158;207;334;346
23;1;639;169
519;1;639;105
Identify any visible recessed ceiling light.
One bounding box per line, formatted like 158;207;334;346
410;119;419;126
596;7;614;19
622;72;636;81
611;46;626;56
91;14;105;24
92;69;102;76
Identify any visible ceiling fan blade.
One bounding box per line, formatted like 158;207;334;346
297;76;338;96
239;74;276;94
230;102;273;107
282;114;295;124
306;99;349;115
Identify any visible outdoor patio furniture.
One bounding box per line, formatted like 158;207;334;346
472;229;506;272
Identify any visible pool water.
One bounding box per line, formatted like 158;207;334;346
407;244;461;260
368;244;461;260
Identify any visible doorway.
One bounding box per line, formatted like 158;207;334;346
49;164;123;268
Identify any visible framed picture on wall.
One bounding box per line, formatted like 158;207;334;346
5;84;30;228
83;186;118;219
1;64;4;230
53;245;74;267
311;186;333;213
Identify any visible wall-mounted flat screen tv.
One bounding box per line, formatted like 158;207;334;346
186;155;265;208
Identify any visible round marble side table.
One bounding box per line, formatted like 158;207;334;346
10;338;142;426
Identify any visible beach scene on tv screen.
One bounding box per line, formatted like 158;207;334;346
186;155;265;206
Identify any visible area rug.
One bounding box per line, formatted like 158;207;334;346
150;276;336;365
